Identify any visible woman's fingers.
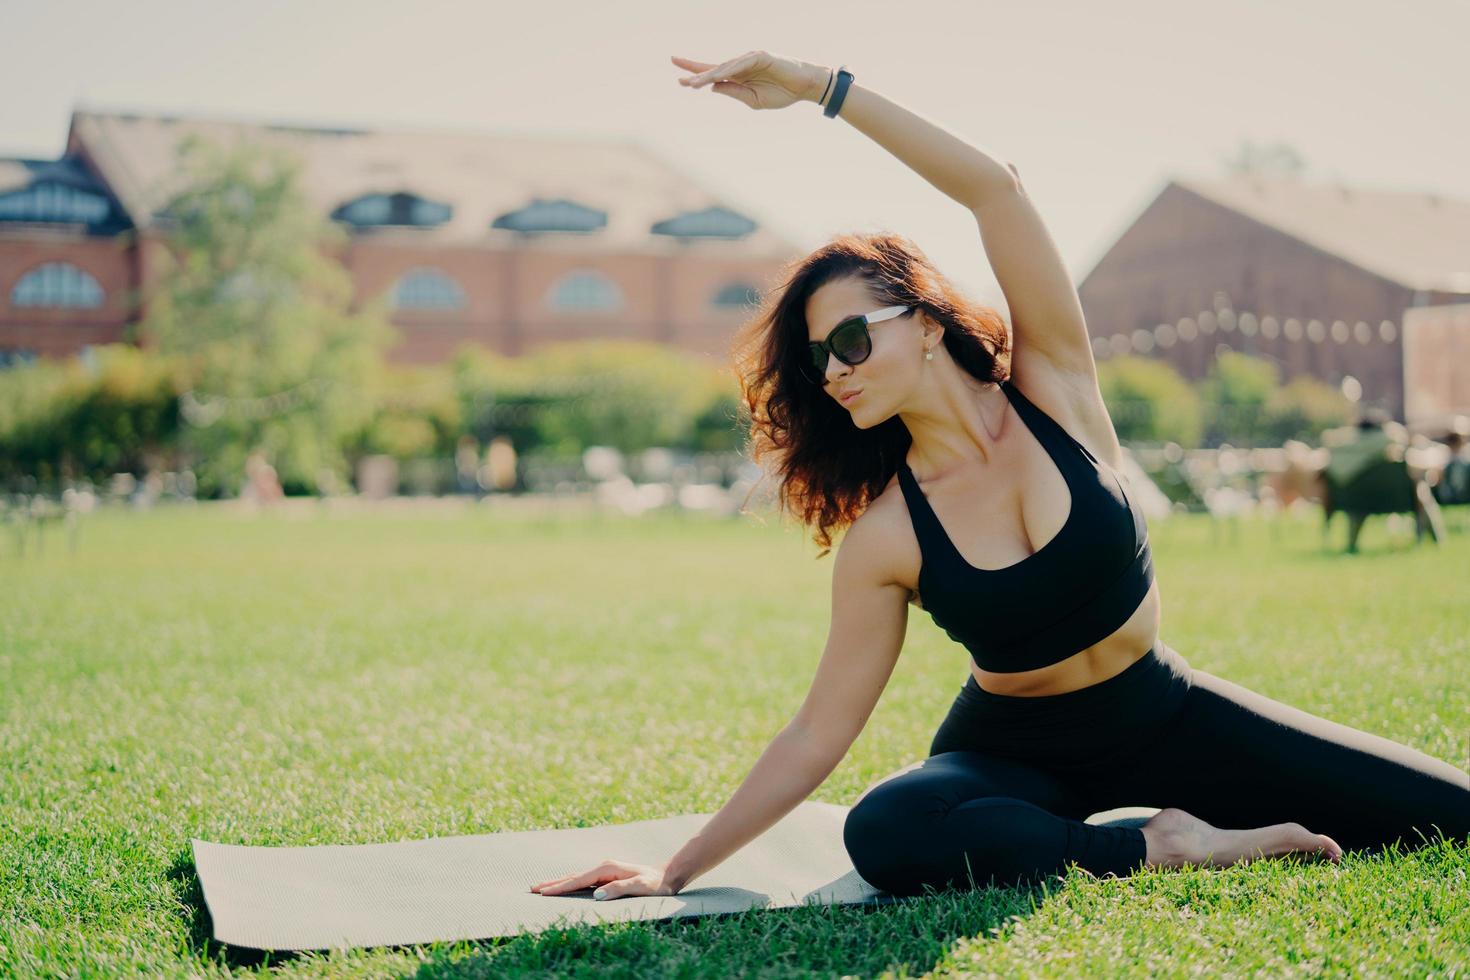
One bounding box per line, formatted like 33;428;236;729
592;876;640;900
681;51;758;88
529;860;629;894
529;873;578;892
531;873;599;895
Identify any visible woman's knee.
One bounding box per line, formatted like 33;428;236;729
843;773;936;888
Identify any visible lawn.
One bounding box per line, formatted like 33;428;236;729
2;502;1467;977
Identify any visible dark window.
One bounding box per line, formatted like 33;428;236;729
11;263;104;308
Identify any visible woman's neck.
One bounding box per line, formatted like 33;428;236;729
898;363;1007;477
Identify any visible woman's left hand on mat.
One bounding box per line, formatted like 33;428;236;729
529;859;675;900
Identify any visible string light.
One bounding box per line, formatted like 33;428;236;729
1088;299;1415;365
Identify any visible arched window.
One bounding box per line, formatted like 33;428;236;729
491;198;607;234
650;206;757;240
392;268;467;311
341;194;392;225
546;270;622;313
11;262;104;308
711;281;761;309
0;182;112;225
409;198;452;226
332;192;453;229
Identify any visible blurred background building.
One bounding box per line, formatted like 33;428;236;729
0;107;797;367
1079;175;1470;425
6;109;1469;431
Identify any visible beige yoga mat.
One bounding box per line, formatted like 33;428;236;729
192;801;1160;951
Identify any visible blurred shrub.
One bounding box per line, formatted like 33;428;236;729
1096;356;1202;447
0;345;181;488
346;364;462;459
1264;375;1354;444
452;340;746;456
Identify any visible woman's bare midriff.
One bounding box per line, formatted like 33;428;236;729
967;578;1162;697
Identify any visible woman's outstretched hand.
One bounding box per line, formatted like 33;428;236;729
673;51;830;110
529;859;676;901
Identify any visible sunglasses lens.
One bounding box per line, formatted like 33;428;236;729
801;345;828;384
800;317;875;384
830;319;871;363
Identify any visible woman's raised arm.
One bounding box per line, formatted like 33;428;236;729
827;77;1097;388
676;51;1098;392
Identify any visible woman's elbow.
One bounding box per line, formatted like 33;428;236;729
787;716;861;767
969;163;1023;211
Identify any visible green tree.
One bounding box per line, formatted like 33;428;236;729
1265;375;1354;444
1201;351;1280;446
136;135;396;496
1096;355;1202;447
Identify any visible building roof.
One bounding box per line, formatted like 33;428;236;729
66;108;797;256
0;154;132;234
1175;175;1470;293
0;156;112;196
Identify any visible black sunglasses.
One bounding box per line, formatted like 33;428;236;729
800;304;914;385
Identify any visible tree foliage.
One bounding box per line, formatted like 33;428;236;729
135;135;396;496
1096;356;1203;446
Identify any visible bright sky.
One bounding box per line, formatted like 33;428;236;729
4;0;1466;307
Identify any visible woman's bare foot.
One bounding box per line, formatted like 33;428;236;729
1140;807;1344;869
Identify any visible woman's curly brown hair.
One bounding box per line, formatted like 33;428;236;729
729;231;1012;557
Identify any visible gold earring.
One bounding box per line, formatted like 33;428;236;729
925;348;934;361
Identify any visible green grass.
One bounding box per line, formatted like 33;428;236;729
2;502;1467;978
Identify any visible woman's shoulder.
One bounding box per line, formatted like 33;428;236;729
836;472;923;594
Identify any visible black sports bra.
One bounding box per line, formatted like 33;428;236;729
895;378;1154;674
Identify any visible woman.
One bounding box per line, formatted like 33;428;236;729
532;51;1470;901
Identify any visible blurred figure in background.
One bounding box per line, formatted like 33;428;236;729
1322;408;1444;552
455;436;482;498
481;436;519;493
1432;416;1470;508
240;451;283;509
1323;408;1400;489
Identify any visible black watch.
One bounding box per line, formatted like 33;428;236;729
823;66;854;118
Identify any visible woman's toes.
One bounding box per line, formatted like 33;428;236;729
1277;823;1342;862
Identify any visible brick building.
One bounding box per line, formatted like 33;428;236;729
0;108;800;368
1078;175;1470;420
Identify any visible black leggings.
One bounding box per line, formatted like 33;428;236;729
843;642;1470;897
